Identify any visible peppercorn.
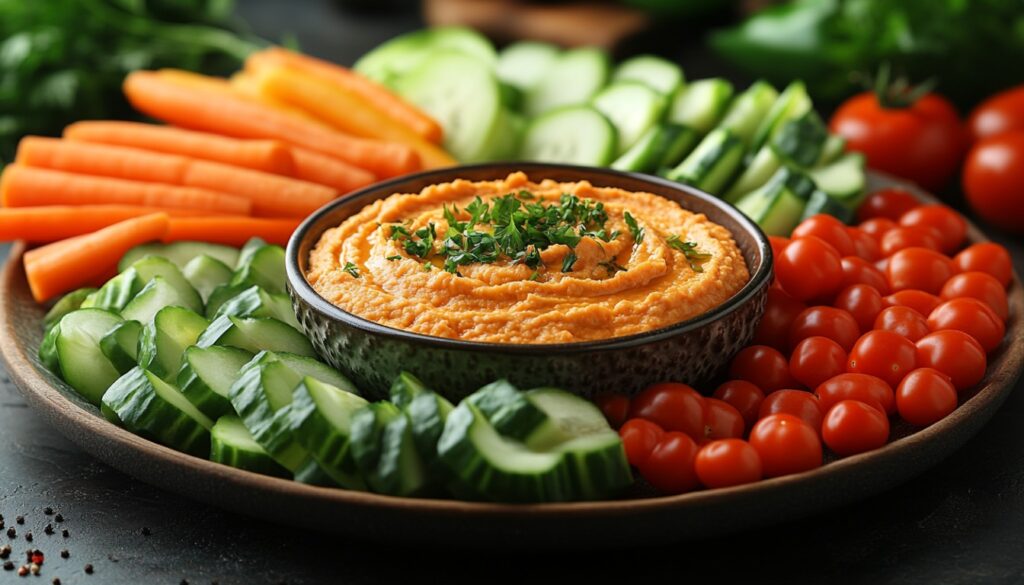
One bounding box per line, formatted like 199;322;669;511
52;579;61;585
7;527;16;538
24;532;32;542
0;544;10;559
3;560;13;570
61;529;69;538
15;516;23;525
60;550;69;559
44;524;53;535
84;563;93;574
43;508;53;516
54;515;63;523
141;527;151;536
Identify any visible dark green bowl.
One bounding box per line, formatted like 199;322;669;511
286;163;772;401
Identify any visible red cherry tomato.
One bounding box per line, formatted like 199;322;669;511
748;414;822;478
768;236;790;259
874;305;931;342
792;215;857;257
758;389;823;431
856;188;921;223
847;227;881;261
831;92;966;191
628;382;705;440
832;284;885;332
702;398;745;441
847;330;918;388
712;380;765;430
858;217;899;240
953;243;1014;288
694;439;763;489
927;298;1006;353
886;247;955;294
638;432;701;494
789;336;848;389
940;272;1009;320
968;85;1024;142
728;345;796;392
821;400;890;456
963;132;1024;234
775;236;843;302
815;373;895;415
789;306;861;353
896;368;959;426
883;289;942;316
593;392;630;429
915;330;987;391
840;257;890;295
898;205;967;254
753;287;807;351
619;418;665;467
879;226;943;256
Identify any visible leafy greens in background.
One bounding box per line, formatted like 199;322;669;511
711;0;1024;109
0;0;267;163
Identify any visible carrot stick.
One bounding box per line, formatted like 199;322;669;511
248;48;444;144
0;205;232;243
183;160;338;218
228;72;322;123
64;121;295;175
24;213;170;302
124;70;417;178
0;166;252;216
288;147;375;193
250;65;457;169
165;216;301;247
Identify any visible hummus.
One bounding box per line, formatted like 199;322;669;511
306;172;750;344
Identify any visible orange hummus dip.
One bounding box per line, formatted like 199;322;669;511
306;172;750;344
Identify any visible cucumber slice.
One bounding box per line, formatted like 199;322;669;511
349;402;401;477
197;315;315;357
354;26;496;85
477;107;524;161
816;134;846;167
52;309;124;405
292;457;344;487
592;82;667;154
81;270;141;313
666;128;745;195
612;123;698;173
183;254;233;304
808;152;867;205
119;241;239;273
723;145;781;203
734;168;814;236
406;391;454;469
204;284;247;318
496;41;560;91
770;111;828;168
213;285;300;330
229;244;286;296
289;377;369;490
210;415;289;478
467;379;550;442
801;190;855;224
99;320;142;374
374;413;429;496
668;78;734;135
43;288;96;332
389;370;432;410
519;105;616;166
137;306;209;381
38;322;61;374
612;54;684;96
102;367;213;457
749;80;812;153
121;276;203;324
394;50;504;163
178;345;254;419
717;80;779;147
524;47;611;117
235;237;268;270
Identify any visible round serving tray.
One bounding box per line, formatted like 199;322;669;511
1;175;1021;548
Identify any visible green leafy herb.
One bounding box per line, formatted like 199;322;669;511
561;251;577;273
342;262;360;278
624;211;644;245
666;236;712;272
598;259;627;274
529;271;540;281
386;255;401;261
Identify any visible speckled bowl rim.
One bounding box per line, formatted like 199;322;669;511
286;162;773;353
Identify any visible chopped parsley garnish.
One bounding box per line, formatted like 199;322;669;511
342;262;360;278
561;251;578;273
624;211;644;245
386;255;401;261
666;236;712;272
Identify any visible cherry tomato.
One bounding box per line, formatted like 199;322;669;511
840;257;890;295
830;92;966;191
789;306;861;353
702;398;745;441
638;432;701;494
856;188;921;223
883;289;942;316
896;368;958;426
748;414;822;478
768;236;790;259
628;382;705;440
886;247;955;294
967;85;1024;143
753;287;807;351
847;227;881;261
858;217;899;240
789;336;848;390
775;236;843;302
832;284;885;332
712;380;765;429
694;439;763;489
941;272;1009;320
728;345;796;392
792;215;857;257
915;330;987;392
879;226;943;256
821;400;890;456
953;243;1014;287
874;306;930;342
927;298;1005;353
594;392;630;428
963;132;1024;234
758;389;823;431
815;373;895;415
619;418;665;467
898;205;967;254
847;330;918;388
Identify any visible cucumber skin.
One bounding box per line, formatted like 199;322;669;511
389;371;432;410
288;380;368;490
372;414;428;496
83;269;142;313
560;434;633;500
349;402;401;475
38;323;61;374
210;417;290;478
43;288;96;332
230;245;287;295
228;353;308;472
177;346;254;420
214;285;300;330
100;320;143;375
467;379;549;441
137;307;209;381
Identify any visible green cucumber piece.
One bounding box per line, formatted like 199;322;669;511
99;320;142;374
118;241;239;273
210;415;289;477
734;168;814;236
349;401;401;477
723;145;781;203
749;80;812;154
801;190;856;224
592;82;667;154
495;41;560;91
611;123;698;173
213;285;300;330
389;370;432;410
519;105;616;166
43;288;96;332
374;413;429;496
289;377;369;490
354;26;496;85
717;80;779;147
178;345;254;419
137;306;209;381
197;315;315;357
770;111;828;168
807;152;867;205
235;237;267;270
38;321;61;374
668;78;734;135
121;276;203;323
666;128;745;195
229;244;286;296
816;134;846;167
467;379;550;441
183;254;233;303
51;309;124;405
613;54;684;96
524;47;610;117
406;391;454;470
81;270;140;313
204;284;247;318
102;367;213;456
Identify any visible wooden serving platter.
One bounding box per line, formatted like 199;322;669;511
0;175;1020;548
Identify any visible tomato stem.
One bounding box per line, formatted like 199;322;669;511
871;62;937;110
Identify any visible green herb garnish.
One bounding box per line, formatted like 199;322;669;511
624;211;644;245
666;236;712;272
342;262;360;278
386;255;401;261
598;259;628;274
561;251;578;273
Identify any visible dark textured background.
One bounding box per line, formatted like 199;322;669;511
0;1;1022;583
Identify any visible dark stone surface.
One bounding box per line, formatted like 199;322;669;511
0;1;1022;583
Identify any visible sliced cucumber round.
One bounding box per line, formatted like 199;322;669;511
467;379;550;442
138;306;209;381
53;309;124;405
197;315;315;357
99;319;143;375
592;82;667;154
122;276;203;324
374;414;429;497
289;377;368;490
183;254;233;304
43;287;96;333
668;77;734;135
354;26;496;85
210;415;289;478
524;47;610;117
229;244;286;296
495;41;560;92
178;345;254;419
119;241;239;273
519;105;616;166
213;285;299;330
612;54;684;96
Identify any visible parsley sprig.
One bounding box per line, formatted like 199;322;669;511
666;236;712;272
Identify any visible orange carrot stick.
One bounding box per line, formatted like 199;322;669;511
289;147;375;193
165;216;301;247
123;70;417;178
249;47;444;144
0;205;233;243
24;213;170;302
0;166;252;216
64;121;295;175
183;160;337;218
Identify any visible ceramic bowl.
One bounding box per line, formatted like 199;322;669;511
285;163;772;401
